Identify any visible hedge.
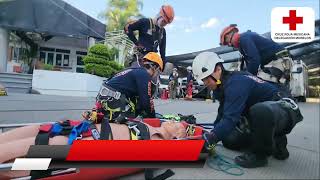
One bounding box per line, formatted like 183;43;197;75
83;56;123;71
84;64;119;78
88;44;112;59
83;44;123;78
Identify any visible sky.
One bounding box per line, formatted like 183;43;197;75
64;0;319;56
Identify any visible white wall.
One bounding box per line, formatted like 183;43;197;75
0;28;9;72
32;70;106;97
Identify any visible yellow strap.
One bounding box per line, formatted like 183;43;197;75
106;107;121;121
187;124;195;136
128;100;136;112
149;18;155;32
208;144;216;156
130;130;138;140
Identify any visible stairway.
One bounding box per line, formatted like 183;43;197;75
0;72;32;94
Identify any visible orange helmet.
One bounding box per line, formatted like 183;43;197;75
220;24;239;46
143;52;163;71
160;5;174;24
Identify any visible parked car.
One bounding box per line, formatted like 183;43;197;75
159;75;169;91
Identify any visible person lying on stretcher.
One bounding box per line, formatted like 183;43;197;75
0;118;204;178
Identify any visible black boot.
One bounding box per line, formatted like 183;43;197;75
235;152;268;168
273;136;289;160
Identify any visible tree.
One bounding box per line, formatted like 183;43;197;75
83;44;124;78
103;0;143;31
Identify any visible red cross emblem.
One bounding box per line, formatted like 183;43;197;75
283;10;303;30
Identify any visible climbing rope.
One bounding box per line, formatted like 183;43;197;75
206;144;244;176
155;113;244;176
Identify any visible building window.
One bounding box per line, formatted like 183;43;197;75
40;47;71;67
63;55;70;66
56;54;62;66
47;53;54;65
56;49;70;54
77;56;84;66
76;51;87;73
76;67;84;73
12;47;19;61
40;52;46;63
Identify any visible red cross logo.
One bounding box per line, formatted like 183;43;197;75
283;10;303;30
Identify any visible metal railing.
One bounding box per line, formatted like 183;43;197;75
104;30;135;65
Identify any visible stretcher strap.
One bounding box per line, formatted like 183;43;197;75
100;118;113;140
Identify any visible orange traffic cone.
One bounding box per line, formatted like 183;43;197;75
185;82;193;100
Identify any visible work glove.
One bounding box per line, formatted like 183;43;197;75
202;131;218;156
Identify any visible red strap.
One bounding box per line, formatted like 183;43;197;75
143;118;161;127
68;120;93;137
39;124;53;132
193;126;203;136
82;130;92;137
69;120;82;126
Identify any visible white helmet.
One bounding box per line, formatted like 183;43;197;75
192;52;223;80
187;66;192;71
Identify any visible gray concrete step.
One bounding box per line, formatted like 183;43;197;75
0;73;32;94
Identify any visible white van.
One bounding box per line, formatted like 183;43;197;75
159;75;169;91
290;60;309;102
223;59;309;102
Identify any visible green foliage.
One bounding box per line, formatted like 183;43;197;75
88;44;112;59
43;64;54;70
308;86;320;97
83;56;123;71
104;0;143;31
84;64;119;78
83;44;124;78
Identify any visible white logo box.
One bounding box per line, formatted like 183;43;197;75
271;7;315;43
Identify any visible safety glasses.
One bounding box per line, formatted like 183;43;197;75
143;62;160;71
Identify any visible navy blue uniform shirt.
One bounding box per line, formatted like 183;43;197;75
212;73;279;141
105;67;155;117
126;18;166;64
239;31;284;75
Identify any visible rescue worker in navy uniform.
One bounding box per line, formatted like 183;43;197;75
185;66;194;99
124;5;174;68
193;52;303;168
220;24;293;90
168;68;179;99
96;52;163;122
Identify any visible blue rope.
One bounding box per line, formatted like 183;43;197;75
207;149;244;176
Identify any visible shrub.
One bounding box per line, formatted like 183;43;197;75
43;64;54;70
83;44;123;78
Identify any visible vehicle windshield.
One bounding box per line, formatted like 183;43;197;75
159;77;169;85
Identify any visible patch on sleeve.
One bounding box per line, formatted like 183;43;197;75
245;75;265;83
114;69;132;78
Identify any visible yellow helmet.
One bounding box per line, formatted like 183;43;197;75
143;52;163;71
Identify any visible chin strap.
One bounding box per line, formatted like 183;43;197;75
209;75;221;85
